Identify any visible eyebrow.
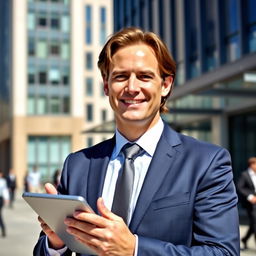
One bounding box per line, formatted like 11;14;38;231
111;70;156;77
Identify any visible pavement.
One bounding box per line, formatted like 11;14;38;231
0;191;256;256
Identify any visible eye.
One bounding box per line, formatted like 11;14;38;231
137;74;153;81
113;74;128;81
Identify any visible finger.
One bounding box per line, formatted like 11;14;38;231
45;183;57;194
65;217;104;239
72;210;108;228
97;197;122;222
67;226;102;250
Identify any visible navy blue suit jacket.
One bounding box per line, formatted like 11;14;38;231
34;123;239;255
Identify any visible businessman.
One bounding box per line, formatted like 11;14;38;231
237;157;256;249
34;27;239;255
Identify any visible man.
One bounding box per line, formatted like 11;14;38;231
0;170;9;237
34;27;239;255
237;157;256;249
6;168;16;208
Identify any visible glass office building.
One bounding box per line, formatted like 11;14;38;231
113;0;256;182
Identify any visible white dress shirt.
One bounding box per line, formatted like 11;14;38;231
47;118;164;255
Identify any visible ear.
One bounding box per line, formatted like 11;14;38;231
103;78;109;96
161;76;173;97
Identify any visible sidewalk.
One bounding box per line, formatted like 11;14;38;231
0;191;255;255
0;191;41;256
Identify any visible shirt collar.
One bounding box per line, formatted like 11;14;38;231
112;118;164;158
248;168;256;176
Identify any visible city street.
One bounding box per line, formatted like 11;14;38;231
0;191;255;255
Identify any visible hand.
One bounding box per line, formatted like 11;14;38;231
65;197;136;256
249;196;256;204
38;183;65;249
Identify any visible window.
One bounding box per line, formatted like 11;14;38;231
85;5;92;44
202;0;217;71
249;25;256;52
37;13;47;27
28;97;36;115
51;18;60;30
224;0;240;62
85;52;93;70
226;35;240;62
63;97;70;113
37;96;47;114
87;137;93;147
86;104;93;121
61;42;69;59
28;39;35;56
100;7;106;45
61;15;70;32
49;42;60;56
246;0;256;53
49;68;60;85
39;71;47;84
86;77;93;96
50;97;60;113
27;136;71;182
28;13;36;30
36;40;47;58
101;109;107;122
187;0;200;78
28;67;36;84
62;70;69;85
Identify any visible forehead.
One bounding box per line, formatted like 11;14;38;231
111;44;159;69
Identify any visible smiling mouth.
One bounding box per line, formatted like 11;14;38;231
121;99;146;104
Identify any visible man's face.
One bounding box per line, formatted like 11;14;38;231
104;44;172;130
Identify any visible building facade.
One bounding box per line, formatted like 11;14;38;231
0;0;113;187
113;0;256;182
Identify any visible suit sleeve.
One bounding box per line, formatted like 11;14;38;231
33;231;73;256
137;148;240;255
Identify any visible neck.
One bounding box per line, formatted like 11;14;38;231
116;116;161;141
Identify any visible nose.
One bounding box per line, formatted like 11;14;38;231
126;74;140;93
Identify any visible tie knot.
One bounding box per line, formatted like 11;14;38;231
122;143;143;160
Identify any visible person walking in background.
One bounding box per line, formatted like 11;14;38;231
238;157;256;250
6;168;17;208
0;170;9;238
24;171;30;192
28;166;41;193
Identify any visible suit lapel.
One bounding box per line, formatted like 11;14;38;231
129;124;181;232
87;137;115;213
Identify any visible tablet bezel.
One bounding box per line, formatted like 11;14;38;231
22;192;97;255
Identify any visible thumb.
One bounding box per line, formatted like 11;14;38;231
97;197;121;221
45;183;57;195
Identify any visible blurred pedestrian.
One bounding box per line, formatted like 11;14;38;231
0;170;9;237
28;166;41;193
6;168;17;208
237;157;256;250
24;171;30;192
52;169;61;188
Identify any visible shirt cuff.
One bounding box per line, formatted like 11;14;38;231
45;237;67;256
247;194;254;201
134;234;138;256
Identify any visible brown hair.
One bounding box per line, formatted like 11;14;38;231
97;27;176;113
248;157;256;166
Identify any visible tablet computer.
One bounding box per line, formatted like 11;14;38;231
22;192;97;255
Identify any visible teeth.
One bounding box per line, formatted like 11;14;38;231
124;100;141;104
